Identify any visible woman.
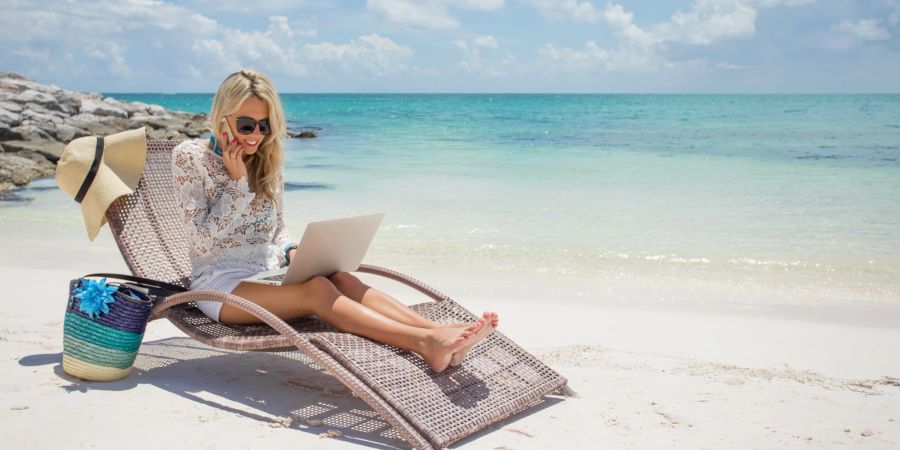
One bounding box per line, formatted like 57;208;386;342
171;69;498;372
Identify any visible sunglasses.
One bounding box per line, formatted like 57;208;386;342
232;116;272;135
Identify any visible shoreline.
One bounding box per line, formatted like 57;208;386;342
3;176;900;332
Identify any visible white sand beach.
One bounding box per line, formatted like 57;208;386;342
1;221;899;449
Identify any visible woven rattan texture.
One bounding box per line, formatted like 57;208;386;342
312;299;567;449
164;302;333;352
107;140;193;288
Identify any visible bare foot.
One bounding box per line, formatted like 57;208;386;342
422;319;484;373
483;311;499;329
449;311;497;367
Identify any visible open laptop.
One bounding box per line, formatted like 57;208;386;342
242;212;385;285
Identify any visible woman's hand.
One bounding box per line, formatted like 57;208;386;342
288;248;297;261
221;132;248;181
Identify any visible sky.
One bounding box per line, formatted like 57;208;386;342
2;0;900;93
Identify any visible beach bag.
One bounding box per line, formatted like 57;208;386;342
62;273;186;381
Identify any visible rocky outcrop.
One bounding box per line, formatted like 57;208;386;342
0;72;208;196
288;128;319;138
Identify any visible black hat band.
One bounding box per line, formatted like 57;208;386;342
74;136;104;204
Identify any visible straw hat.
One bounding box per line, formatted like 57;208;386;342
56;127;147;240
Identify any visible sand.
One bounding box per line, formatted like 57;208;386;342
1;228;899;449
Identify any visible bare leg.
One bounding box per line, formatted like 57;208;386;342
328;272;457;329
329;272;501;366
221;276;488;372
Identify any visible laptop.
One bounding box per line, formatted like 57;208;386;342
242;212;385;285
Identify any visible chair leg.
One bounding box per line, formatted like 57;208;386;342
556;384;580;398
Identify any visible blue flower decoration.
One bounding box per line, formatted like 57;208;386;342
74;277;119;319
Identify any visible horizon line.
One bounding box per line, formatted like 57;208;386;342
101;91;900;96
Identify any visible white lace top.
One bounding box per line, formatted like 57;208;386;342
171;139;293;290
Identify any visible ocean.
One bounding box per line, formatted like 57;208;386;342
4;94;899;310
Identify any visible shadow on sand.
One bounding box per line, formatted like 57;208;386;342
21;337;560;449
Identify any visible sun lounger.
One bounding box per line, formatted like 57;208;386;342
104;138;572;449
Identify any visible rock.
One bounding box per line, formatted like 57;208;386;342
21;107;65;125
79;99;128;118
65;112;103;124
121;100;151;116
52;124;87;142
15;89;59;108
56;100;79;115
66;113;131;137
129;114;180;130
860;430;874;437
0;101;23;113
69;91;103;103
0;71;211;194
0;72;32;82
0;107;21;127
0;152;55;186
1;140;65;162
288;129;318;138
4;125;53;142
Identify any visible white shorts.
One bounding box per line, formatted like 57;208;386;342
190;267;259;322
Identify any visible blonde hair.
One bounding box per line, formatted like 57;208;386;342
209;69;287;203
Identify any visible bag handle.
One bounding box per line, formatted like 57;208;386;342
81;273;188;293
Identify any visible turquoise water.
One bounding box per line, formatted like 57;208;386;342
6;94;900;306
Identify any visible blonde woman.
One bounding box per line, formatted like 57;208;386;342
171;69;498;372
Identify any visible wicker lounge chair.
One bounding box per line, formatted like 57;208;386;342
104;139;572;449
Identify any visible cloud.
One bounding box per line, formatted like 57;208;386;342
366;0;503;29
651;1;758;46
302;34;414;77
88;42;134;78
835;19;891;41
2;0;417;88
538;40;669;72
0;0;219;81
715;62;753;70
523;0;603;23
533;0;810;74
455;35;505;75
473;35;499;49
193;16;313;77
447;0;504;10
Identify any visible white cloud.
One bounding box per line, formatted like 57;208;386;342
751;0;815;6
367;0;503;29
651;0;758;46
192;16;385;79
538;40;669;72
447;0;504;10
193;16;311;77
302;34;414;77
188;65;204;79
474;35;499;49
455;35;505;75
715;62;753;70
367;0;459;29
0;0;220;80
524;0;603;23
88;42;134;78
533;0;810;75
835;19;891;41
